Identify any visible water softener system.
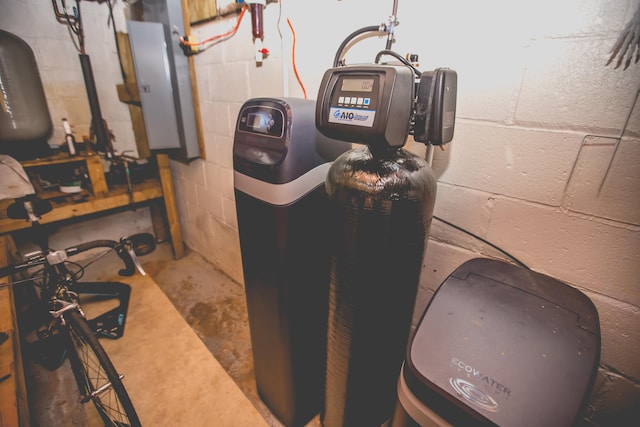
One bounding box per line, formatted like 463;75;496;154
234;98;349;426
315;51;457;426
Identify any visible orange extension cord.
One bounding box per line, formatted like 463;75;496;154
180;5;248;48
287;17;307;99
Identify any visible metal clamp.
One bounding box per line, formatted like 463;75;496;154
46;249;68;266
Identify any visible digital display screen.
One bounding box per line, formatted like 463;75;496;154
341;78;374;92
247;113;263;129
238;106;284;138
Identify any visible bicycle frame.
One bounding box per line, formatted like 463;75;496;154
17;248;130;371
4;233;155;370
2;197;151;426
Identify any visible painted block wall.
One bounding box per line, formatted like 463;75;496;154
2;0;637;424
169;1;640;425
1;0;138;156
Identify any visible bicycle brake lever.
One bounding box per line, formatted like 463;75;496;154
124;242;147;276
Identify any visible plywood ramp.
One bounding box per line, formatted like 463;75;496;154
95;273;268;426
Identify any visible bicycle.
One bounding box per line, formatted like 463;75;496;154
1;196;155;427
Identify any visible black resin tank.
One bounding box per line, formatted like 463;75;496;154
322;145;437;427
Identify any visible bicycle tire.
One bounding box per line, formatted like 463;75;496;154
65;310;141;427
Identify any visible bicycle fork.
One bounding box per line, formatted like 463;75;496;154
80;373;126;404
49;299;84;320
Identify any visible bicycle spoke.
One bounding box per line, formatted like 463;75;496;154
73;331;130;423
66;311;140;426
3;233;149;427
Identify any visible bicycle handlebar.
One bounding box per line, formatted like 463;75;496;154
0;238;137;280
0;259;30;279
68;239;137;277
70;239;118;254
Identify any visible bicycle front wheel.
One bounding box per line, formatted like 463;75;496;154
65;310;141;427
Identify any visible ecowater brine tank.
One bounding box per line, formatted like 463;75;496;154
391;258;601;427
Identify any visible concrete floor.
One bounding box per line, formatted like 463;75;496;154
22;241;322;426
141;242;291;427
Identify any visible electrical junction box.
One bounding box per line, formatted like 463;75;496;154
127;0;200;160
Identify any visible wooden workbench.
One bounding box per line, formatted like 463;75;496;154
0;235;29;427
0;152;183;425
0;153;183;259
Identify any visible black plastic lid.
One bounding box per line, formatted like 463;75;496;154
405;258;600;427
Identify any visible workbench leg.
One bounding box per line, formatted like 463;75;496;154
156;154;184;259
85;155;108;196
149;203;168;244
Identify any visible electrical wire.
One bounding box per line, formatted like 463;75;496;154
61;0;79;35
375;49;421;76
433;215;530;270
276;0;283;40
564;85;640;196
598;85;640;192
73;0;84;53
287;17;307;99
52;0;75;23
106;0;128;83
179;5;248;49
277;0;289;96
58;0;84;53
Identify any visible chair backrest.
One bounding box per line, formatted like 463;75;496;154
6;197;52;222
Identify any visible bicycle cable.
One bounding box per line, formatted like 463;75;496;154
72;247;115;274
0;247;115;289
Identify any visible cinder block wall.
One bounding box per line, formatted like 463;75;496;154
4;0;637;424
170;1;639;424
1;0;137;155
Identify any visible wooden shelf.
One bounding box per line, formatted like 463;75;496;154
0;153;183;259
0;179;163;234
21;153;108;197
20;153;94;167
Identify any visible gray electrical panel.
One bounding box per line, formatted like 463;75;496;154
127;21;180;150
127;0;200;159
